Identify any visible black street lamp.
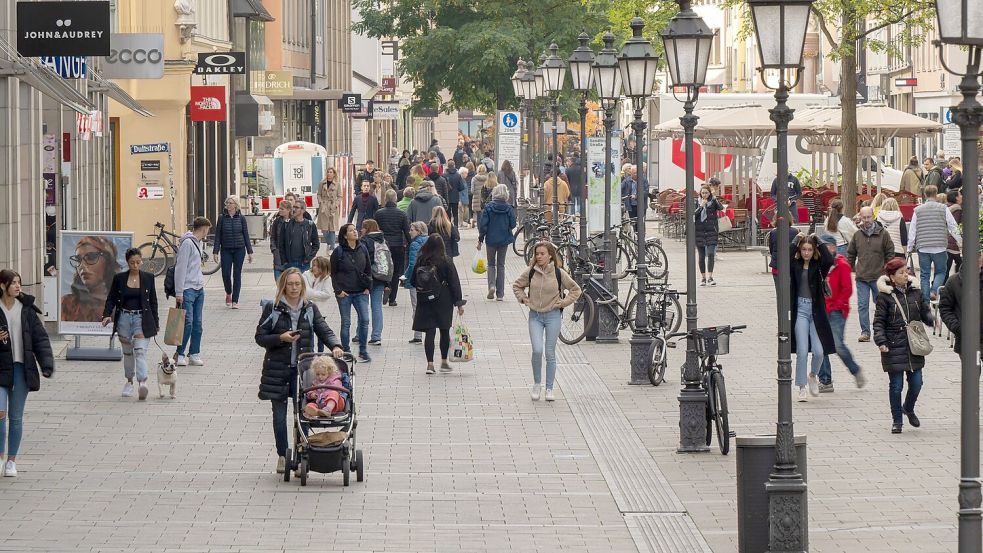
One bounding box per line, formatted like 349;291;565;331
535;51;548;204
569;32;595;281
748;0;813;550
514;59;531;202
933;2;983;550
618;16;659;385
542;43;567;241
661;0;714;452
592;31;623;343
521;60;540;205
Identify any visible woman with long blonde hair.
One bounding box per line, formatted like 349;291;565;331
212;194;254;308
428;205;460;258
512;241;582;402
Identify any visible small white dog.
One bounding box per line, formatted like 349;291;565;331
158;353;177;399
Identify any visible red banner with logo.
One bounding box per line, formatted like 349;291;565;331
190;85;226;122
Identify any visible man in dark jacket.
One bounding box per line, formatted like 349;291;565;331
269;200;292;279
355;160;375;193
848;207;895;342
407;185;445;224
922;157;944;190
431;163;449;202
477;186;517;301
566;157;585;216
276;202;319;272
771;173;803;223
375;189;412;306
444;161;467;227
939;255;983;360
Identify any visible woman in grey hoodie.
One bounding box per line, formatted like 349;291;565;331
470;165;489;225
407;182;445;224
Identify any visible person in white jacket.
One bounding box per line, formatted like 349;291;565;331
303;256;333;352
822;199;857;257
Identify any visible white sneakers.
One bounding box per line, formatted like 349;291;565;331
530;384;541;401
189;355;204;366
3;460;16;477
544;388;555;402
797;386;808;402
855;371;868;388
122;383;134;397
807;373;820;397
138;383;149;401
175;355;188;367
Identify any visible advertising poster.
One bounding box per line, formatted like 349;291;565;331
58;231;132;336
587;136;622;234
495;110;522;174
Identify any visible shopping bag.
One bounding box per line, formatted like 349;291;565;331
163;307;186;346
471;252;487;274
450;321;474;363
717;212;733;232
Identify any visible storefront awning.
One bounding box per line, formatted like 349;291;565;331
233;0;275;21
273;88;343;101
0;48;93;115
88;71;153;117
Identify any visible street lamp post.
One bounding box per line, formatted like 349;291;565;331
593;32;623;343
569;32;595;280
542;43;567;242
512;60;529;201
661;0;714;452
932;2;983;550
534;52;547;206
748;0;813;550
522;61;540;205
618;16;659;385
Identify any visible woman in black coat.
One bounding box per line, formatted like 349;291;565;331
0;269;54;477
101;248;159;400
873;257;932;434
409;234;466;374
694;185;724;285
255;268;342;474
212;196;254;308
789;234;835;402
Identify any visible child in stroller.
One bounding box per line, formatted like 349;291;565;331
304;356;347;418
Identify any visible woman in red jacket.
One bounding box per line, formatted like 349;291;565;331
817;237;867;391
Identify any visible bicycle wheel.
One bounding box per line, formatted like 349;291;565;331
645;242;669;280
664;293;683;334
137;241;170;277
615;244;632;280
647;337;667;386
559;294;594;345
704;372;714;447
199;235;221;275
512;226;525;256
711;371;730;455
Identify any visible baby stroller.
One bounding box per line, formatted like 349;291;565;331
284;352;364;486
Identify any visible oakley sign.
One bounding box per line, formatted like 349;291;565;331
193;52;246;74
102;33;164;79
16;1;111;56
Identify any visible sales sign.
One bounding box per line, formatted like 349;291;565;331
494;110;522;175
17;1;110;57
39;56;87;79
193;52;246;74
189;86;227;122
130;143;169;155
372;101;400;120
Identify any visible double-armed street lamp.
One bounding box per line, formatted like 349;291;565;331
568;32;596;277
541;43;567;241
618;16;660;385
660;0;714;452
511;59;529;201
747;0;813;550
534;52;548;205
592;32;624;343
932;2;983;550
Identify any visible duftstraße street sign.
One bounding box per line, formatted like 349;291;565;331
17;1;111;57
193;52;246;75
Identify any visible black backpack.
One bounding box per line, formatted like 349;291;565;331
414;263;443;302
164;239;201;299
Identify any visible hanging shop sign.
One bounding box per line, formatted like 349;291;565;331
39;56;87;78
190;86;227;122
193;52;246;74
76;111;92;141
339;93;362;113
372;101;401;120
380;77;397;95
103;33;164;79
263;71;293;97
17;1;111;57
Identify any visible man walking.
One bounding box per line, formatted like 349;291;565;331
922;157;944;191
277;201;319;272
908;184;962;302
375;189;412;306
847;206;895;342
566;156;585;216
939;254;983;362
174;217;212;367
444;161;467;227
771;172;803;223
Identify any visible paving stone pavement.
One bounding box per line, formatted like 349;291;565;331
0;220;968;553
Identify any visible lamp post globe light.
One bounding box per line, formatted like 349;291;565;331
933;2;983;550
592;31;623;343
661;0;713;452
747;0;813;551
569;32;595;280
542;43;567;242
618;16;659;386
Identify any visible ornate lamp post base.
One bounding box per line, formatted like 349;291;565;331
764;478;808;553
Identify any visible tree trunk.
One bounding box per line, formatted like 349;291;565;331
840;9;859;216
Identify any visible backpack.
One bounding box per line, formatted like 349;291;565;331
414;263;443;302
528;265;565;303
164;239;202;299
370;239;394;281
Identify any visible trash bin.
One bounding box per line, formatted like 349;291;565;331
736;434;807;553
244;214;268;244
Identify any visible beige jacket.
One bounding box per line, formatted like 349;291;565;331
316;179;341;232
512;262;582;313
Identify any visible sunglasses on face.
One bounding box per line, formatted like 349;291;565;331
70;251;107;267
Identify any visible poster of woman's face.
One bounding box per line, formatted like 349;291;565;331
58;231;132;336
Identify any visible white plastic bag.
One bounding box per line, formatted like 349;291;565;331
471;252;487;274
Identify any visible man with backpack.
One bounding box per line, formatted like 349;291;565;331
276;201;320;272
359;220;393;346
172;217;211;367
374;189;412;306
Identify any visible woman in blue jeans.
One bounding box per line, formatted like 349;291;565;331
816;239;867;391
212;196;254;309
359;219;389;346
0;269;55;477
513;242;582;402
329;224;372;363
788;234;835;403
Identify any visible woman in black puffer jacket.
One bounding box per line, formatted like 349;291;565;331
694;184;725;285
212;196;254;308
873;256;932;434
255;268;342;474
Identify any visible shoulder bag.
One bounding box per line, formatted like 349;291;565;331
892;293;933;356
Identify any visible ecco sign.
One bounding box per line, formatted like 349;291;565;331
194;52;246;75
102;33;164;79
16;1;110;57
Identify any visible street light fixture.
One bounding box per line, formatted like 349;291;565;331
933;1;983;550
511;59;525;99
748;0;813;551
592;31;622;343
569;32;595;282
618;16;659;385
542;43;566;242
661;0;714;452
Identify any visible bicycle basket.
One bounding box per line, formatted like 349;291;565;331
694;327;730;357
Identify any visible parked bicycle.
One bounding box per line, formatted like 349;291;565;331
139;221;219;277
664;324;745;454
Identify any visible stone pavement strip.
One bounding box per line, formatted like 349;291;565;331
0;220;967;553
